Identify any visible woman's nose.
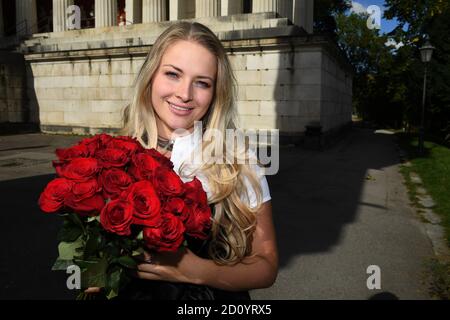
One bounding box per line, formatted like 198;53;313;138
175;80;193;102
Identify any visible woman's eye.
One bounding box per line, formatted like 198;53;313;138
165;71;178;78
196;81;210;88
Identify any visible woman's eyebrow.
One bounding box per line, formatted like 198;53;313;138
162;64;214;81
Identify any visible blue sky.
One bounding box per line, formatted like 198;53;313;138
349;0;401;34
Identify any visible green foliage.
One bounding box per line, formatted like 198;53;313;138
427;258;450;300
314;0;351;34
335;1;450;139
52;214;143;299
336;12;404;126
397;133;450;244
384;0;450;40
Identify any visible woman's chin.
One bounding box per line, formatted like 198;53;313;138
166;121;193;133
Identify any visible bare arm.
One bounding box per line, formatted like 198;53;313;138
135;201;279;291
196;201;278;291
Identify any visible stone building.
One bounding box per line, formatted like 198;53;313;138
0;0;352;144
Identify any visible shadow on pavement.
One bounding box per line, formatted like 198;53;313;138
0;127;401;299
0;174;76;300
268;127;400;268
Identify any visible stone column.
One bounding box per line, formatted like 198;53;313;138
221;0;243;16
252;0;295;19
169;0;186;20
16;0;38;36
125;0;142;24
143;0;167;22
195;0;220;18
0;0;4;37
252;0;278;14
293;0;313;33
278;0;293;20
52;0;75;32
95;0;118;27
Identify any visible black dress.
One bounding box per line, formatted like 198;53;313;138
113;236;251;301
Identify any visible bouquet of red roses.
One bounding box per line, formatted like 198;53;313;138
38;134;211;299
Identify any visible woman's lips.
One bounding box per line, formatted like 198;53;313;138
168;102;194;116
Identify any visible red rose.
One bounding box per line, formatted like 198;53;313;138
55;157;100;182
128;153;161;181
154;167;184;197
65;193;105;216
67;178;101;202
124;181;162;227
145;148;174;169
95;148;129;168
99;168;132;200
38;178;73;213
143;213;185;252
55;144;90;161
100;199;134;236
106;136;144;157
79;134;113;156
163;197;190;222
184;177;208;206
184;204;212;240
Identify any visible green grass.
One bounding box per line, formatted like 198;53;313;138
396;133;450;299
396;133;450;244
427;258;450;300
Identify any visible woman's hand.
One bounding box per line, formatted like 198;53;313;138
135;247;205;285
84;287;101;293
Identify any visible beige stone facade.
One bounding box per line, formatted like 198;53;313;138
1;0;352;142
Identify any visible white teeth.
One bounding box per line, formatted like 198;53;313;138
169;103;193;111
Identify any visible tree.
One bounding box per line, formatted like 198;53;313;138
335;12;402;125
314;0;351;35
385;0;450;141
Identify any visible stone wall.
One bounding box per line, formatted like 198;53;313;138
233;47;323;134
17;13;353;138
320;49;353;132
0;52;33;123
30;57;140;135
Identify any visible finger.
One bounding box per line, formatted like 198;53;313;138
143;250;152;261
136;262;158;272
135;270;161;281
84;287;101;293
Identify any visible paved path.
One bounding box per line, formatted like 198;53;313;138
0;129;435;299
251;128;434;300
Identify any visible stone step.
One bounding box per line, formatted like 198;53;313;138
24;23;301;54
23;16;294;53
29;12;280;40
24;13;290;48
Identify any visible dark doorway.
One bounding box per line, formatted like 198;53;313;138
2;0;16;36
243;0;252;14
118;0;125;25
36;0;52;33
75;0;95;29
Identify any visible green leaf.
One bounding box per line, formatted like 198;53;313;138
105;287;118;300
132;247;144;257
115;256;137;269
80;256;108;288
84;232;104;258
105;266;123;300
51;258;74;271
136;231;143;241
67;213;87;235
57;236;84;260
57;222;83;242
87;216;100;223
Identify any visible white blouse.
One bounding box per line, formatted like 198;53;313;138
169;132;271;209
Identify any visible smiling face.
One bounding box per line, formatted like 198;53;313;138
150;40;217;139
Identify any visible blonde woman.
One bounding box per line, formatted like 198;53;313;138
89;21;278;300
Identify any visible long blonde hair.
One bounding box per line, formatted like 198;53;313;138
122;21;263;265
